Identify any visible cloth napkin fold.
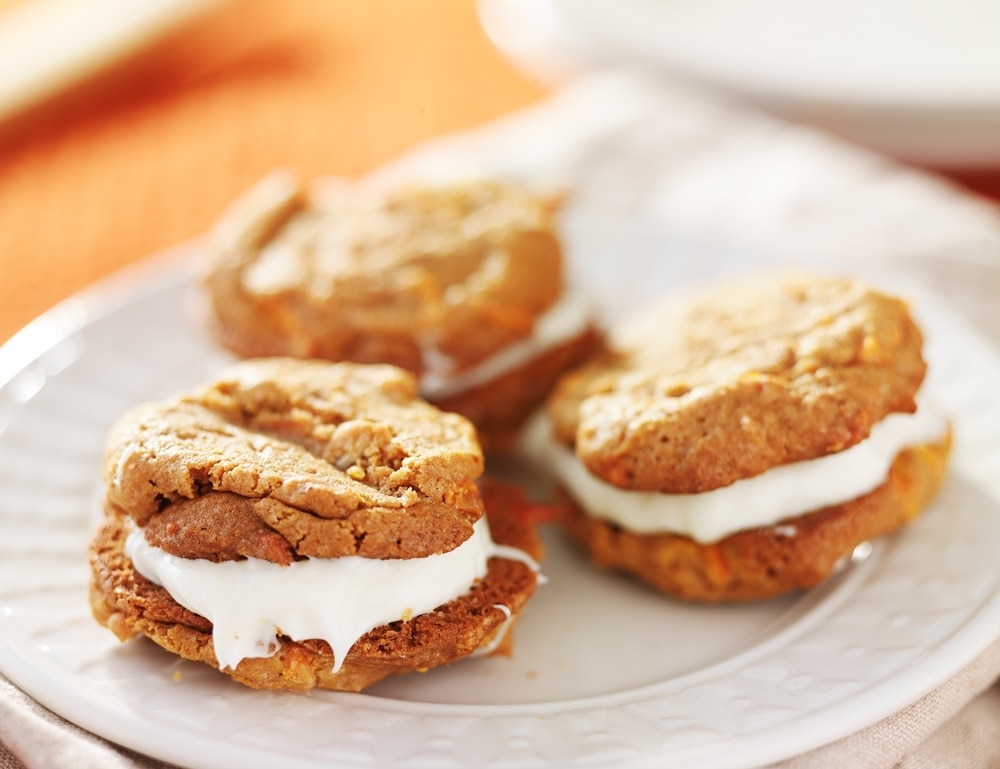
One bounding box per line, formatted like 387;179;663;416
3;69;1000;769
0;676;173;769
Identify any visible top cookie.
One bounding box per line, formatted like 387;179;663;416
546;272;927;493
104;359;485;561
202;174;564;376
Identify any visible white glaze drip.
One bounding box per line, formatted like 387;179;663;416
419;287;591;399
126;516;540;672
526;398;948;544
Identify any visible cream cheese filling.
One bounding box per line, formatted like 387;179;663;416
125;516;540;673
419;287;591;400
527;398;948;544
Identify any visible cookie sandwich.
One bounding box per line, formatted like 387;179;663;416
89;359;543;691
201;173;599;448
530;272;951;602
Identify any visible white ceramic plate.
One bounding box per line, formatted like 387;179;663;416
479;0;1000;168
1;243;1000;769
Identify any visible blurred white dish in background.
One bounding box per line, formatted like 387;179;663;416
0;0;221;124
479;0;1000;169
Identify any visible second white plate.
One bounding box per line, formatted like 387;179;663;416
479;0;1000;168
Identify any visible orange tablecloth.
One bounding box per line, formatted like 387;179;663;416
0;0;547;345
4;0;1000;347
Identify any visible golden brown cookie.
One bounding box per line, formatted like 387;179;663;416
549;271;927;493
104;358;484;560
538;271;950;602
90;359;544;690
201;174;599;447
90;477;543;692
559;437;951;602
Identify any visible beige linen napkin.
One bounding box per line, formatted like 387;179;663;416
3;69;1000;769
773;638;1000;768
0;676;176;769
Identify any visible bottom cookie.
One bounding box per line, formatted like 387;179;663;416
89;479;543;692
559;437;951;602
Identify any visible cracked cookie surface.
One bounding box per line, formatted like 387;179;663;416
202;175;564;374
547;272;927;493
103;358;485;561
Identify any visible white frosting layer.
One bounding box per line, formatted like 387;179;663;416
529;401;948;544
419;287;591;399
125;516;539;673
